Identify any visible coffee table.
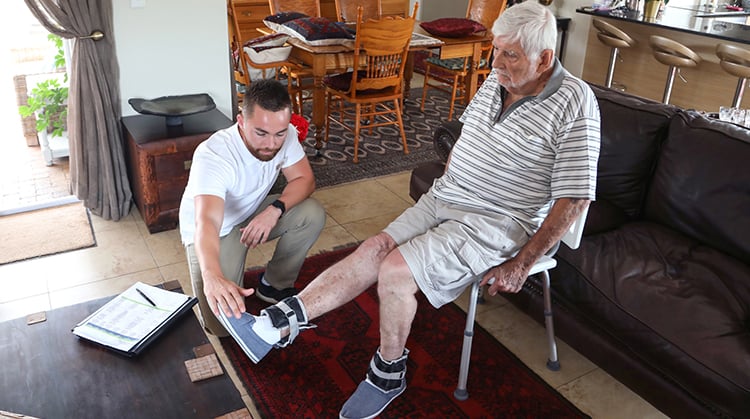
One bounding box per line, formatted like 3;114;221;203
0;287;246;419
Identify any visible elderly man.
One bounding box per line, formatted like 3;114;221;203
217;2;601;418
178;79;325;337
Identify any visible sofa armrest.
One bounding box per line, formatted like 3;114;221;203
433;120;463;162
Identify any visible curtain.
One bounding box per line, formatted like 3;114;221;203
25;0;132;221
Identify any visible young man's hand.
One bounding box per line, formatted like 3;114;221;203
240;206;281;248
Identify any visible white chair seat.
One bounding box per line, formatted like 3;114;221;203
528;254;557;275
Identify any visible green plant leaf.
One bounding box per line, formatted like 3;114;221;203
17;33;68;135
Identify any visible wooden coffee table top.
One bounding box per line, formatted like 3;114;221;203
0;290;246;419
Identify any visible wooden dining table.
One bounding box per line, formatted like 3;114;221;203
286;27;493;151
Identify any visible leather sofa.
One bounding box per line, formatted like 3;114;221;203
408;85;750;419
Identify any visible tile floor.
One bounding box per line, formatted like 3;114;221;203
0;130;71;213
0;171;667;419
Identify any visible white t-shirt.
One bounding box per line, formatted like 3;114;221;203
178;122;305;245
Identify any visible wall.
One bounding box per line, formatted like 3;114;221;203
554;0;593;78
418;0;468;21
113;0;233;119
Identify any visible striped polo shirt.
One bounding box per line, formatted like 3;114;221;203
431;60;601;235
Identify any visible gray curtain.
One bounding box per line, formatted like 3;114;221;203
25;0;132;221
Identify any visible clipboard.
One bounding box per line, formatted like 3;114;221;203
72;282;198;357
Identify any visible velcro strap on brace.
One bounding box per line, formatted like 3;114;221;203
261;296;313;347
367;348;409;391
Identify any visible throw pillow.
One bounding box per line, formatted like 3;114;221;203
420;18;486;38
244;45;292;65
278;16;355;46
263;12;309;32
244;32;289;48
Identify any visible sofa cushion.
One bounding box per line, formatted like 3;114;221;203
589;85;679;220
643;111;750;263
553;222;750;416
581;197;630;235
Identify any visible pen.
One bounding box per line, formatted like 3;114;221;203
136;287;157;307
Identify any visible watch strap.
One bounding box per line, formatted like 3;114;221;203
270;199;286;216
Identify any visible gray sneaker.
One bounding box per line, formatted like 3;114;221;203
216;309;273;363
339;378;406;419
339;348;409;419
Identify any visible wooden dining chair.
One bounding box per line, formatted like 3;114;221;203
420;0;506;120
230;1;308;109
266;0;322;114
420;42;493;121
323;4;418;163
334;0;382;23
268;0;321;17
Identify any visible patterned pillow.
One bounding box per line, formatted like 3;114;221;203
420;18;486;38
263;12;308;32
278;17;355;46
244;33;289;48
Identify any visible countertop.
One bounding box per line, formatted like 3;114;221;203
577;5;750;44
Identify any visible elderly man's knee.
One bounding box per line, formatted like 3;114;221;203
359;232;397;256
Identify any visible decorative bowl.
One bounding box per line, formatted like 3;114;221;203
128;93;216;126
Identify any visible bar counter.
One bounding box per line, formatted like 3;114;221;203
578;5;750;111
578;5;750;44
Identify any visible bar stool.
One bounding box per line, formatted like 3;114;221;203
649;35;701;104
592;19;635;89
716;43;750;108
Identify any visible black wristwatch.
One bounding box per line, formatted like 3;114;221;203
270;199;286;217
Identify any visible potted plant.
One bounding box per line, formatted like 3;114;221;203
18;34;68;138
18;34;69;165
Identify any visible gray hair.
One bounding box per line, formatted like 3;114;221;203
492;1;557;60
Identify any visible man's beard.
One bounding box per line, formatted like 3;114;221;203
248;145;281;161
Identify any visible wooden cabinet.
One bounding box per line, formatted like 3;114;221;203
123;109;233;233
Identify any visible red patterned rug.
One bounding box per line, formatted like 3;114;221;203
221;245;588;418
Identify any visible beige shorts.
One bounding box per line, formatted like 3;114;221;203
383;191;529;308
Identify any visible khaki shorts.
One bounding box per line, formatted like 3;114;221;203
383;191;529;308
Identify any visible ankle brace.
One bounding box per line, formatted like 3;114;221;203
367;348;409;391
261;296;314;347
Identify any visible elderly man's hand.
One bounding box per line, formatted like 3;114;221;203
480;257;531;295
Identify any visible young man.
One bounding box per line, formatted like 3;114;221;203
218;3;601;418
178;79;325;337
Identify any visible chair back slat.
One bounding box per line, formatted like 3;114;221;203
466;0;508;31
335;0;381;22
350;5;415;94
268;0;321;17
